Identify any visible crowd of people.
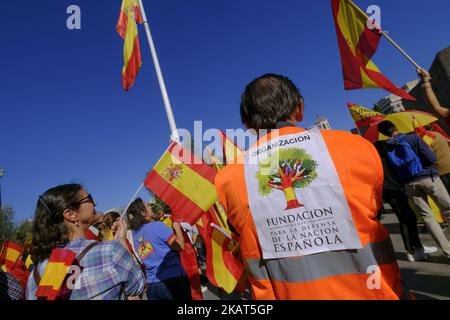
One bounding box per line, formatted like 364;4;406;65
1;68;450;300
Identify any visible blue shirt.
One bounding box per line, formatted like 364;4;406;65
133;222;186;284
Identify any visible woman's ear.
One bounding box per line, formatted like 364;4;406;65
63;208;78;224
295;99;304;122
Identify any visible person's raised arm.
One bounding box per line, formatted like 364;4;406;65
114;219;130;249
418;68;449;118
167;222;185;252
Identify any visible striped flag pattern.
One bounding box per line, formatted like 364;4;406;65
331;0;415;100
117;0;143;90
35;248;76;300
144;141;218;224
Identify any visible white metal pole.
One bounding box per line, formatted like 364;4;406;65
137;0;179;142
120;182;144;219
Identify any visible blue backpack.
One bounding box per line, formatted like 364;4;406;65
386;137;423;181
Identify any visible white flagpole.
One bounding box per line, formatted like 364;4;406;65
120;182;144;219
381;31;422;70
137;0;179;142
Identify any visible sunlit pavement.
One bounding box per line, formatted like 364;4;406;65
381;207;450;300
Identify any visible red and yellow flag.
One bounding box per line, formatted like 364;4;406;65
0;242;31;289
36;248;76;300
347;103;385;128
195;207;244;294
205;130;244;170
0;241;23;270
331;0;415;100
144;141;218;224
179;230;203;300
413;120;436;146
194;140;244;294
117;0;143;91
219;130;244;166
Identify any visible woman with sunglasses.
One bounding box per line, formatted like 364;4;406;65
26;184;146;300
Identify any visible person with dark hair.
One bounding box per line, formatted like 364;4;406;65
126;198;192;301
26;184;145;300
240;74;304;130
374;141;437;261
216;73;409;300
377;121;450;262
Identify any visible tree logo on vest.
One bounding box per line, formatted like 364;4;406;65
256;148;318;210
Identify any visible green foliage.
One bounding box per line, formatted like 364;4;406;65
149;195;171;215
0;206;16;243
0;206;33;244
256;148;319;196
14;219;33;244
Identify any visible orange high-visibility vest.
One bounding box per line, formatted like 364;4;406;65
216;126;409;300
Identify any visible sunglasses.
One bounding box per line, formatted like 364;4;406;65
78;193;96;206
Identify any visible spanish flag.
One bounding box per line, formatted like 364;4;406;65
0;241;23;270
0;242;31;289
347;103;384;128
219;130;244;166
36;248;76;300
179;230;203;300
206;130;244;170
117;0;143;91
144;141;218;225
195;207;244;294
416;128;436;146
331;0;415;100
25;255;34;270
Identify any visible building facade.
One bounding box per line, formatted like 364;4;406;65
403;46;450;135
314;116;332;130
374;80;419;114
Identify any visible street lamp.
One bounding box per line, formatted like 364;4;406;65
0;169;4;208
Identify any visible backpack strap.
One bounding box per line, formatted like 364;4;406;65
76;242;99;262
33;264;41;287
34;242;99;287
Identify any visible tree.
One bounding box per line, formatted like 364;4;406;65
256;148;318;210
0;206;16;243
0;206;33;245
149;195;171;215
14;219;33;245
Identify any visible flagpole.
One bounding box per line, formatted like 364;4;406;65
381;31;421;70
120;182;144;219
210;223;234;242
137;0;179;142
348;0;422;70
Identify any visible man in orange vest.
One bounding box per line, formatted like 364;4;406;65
215;74;410;300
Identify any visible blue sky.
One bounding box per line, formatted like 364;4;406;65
1;0;449;221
